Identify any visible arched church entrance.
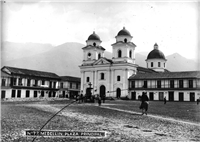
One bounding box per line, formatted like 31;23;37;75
85;88;92;100
116;88;121;98
100;85;106;103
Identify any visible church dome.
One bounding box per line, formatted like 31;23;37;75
147;43;166;60
88;31;100;40
117;27;131;36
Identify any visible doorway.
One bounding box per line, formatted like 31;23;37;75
116;88;121;98
100;85;106;99
168;91;174;101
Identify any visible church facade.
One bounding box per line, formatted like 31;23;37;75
79;27;138;99
79;28;200;101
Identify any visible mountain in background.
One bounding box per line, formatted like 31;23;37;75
1;42;199;77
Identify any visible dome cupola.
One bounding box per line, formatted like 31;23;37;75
86;31;102;46
117;27;132;37
147;43;166;60
87;31;101;41
146;43;167;72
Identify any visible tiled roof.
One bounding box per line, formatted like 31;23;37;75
129;71;200;80
60;76;81;82
137;66;157;73
1;66;60;79
82;45;105;50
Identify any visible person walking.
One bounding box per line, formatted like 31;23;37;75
140;91;149;115
164;96;167;104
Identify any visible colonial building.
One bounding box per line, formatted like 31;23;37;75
129;44;200;101
1;66;60;99
80;27;139;99
79;28;200;101
59;76;81;99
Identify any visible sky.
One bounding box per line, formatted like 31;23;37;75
2;0;199;60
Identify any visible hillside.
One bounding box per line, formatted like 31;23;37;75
1;42;199;77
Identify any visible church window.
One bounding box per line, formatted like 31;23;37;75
98;53;101;59
117;76;120;81
118;50;122;58
158;62;161;67
124;38;127;43
129;50;132;58
151;62;153;67
93;42;96;46
101;73;104;80
86;77;90;82
87;53;91;60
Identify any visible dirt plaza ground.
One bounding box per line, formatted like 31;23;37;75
1;98;200;142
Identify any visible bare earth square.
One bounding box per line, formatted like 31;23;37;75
1;99;200;142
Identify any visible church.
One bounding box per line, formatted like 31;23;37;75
79;27;200;101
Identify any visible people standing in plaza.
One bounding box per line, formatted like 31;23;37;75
140;91;149;115
80;92;84;103
97;94;101;106
164;96;167;104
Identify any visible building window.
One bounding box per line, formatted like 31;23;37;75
118;50;122;58
129;50;132;58
1;79;6;86
70;83;72;88
26;90;30;97
27;79;31;86
76;83;79;89
18;78;23;86
1;90;6;99
131;81;135;88
11;90;16;98
53;82;56;88
42;80;45;85
60;82;63;88
86;77;90;82
179;80;183;88
34;80;38;86
151;62;153;67
189;80;193;88
158;62;161;67
164;63;165;67
98;53;101;59
87;53;91;60
117;76;120;81
11;78;17;86
124;38;127;43
157;80;161;88
170;80;174;88
34;91;37;98
101;73;105;80
143;80;147;88
49;81;52;88
17;90;21;98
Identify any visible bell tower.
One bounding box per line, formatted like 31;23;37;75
82;31;105;65
111;27;136;64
